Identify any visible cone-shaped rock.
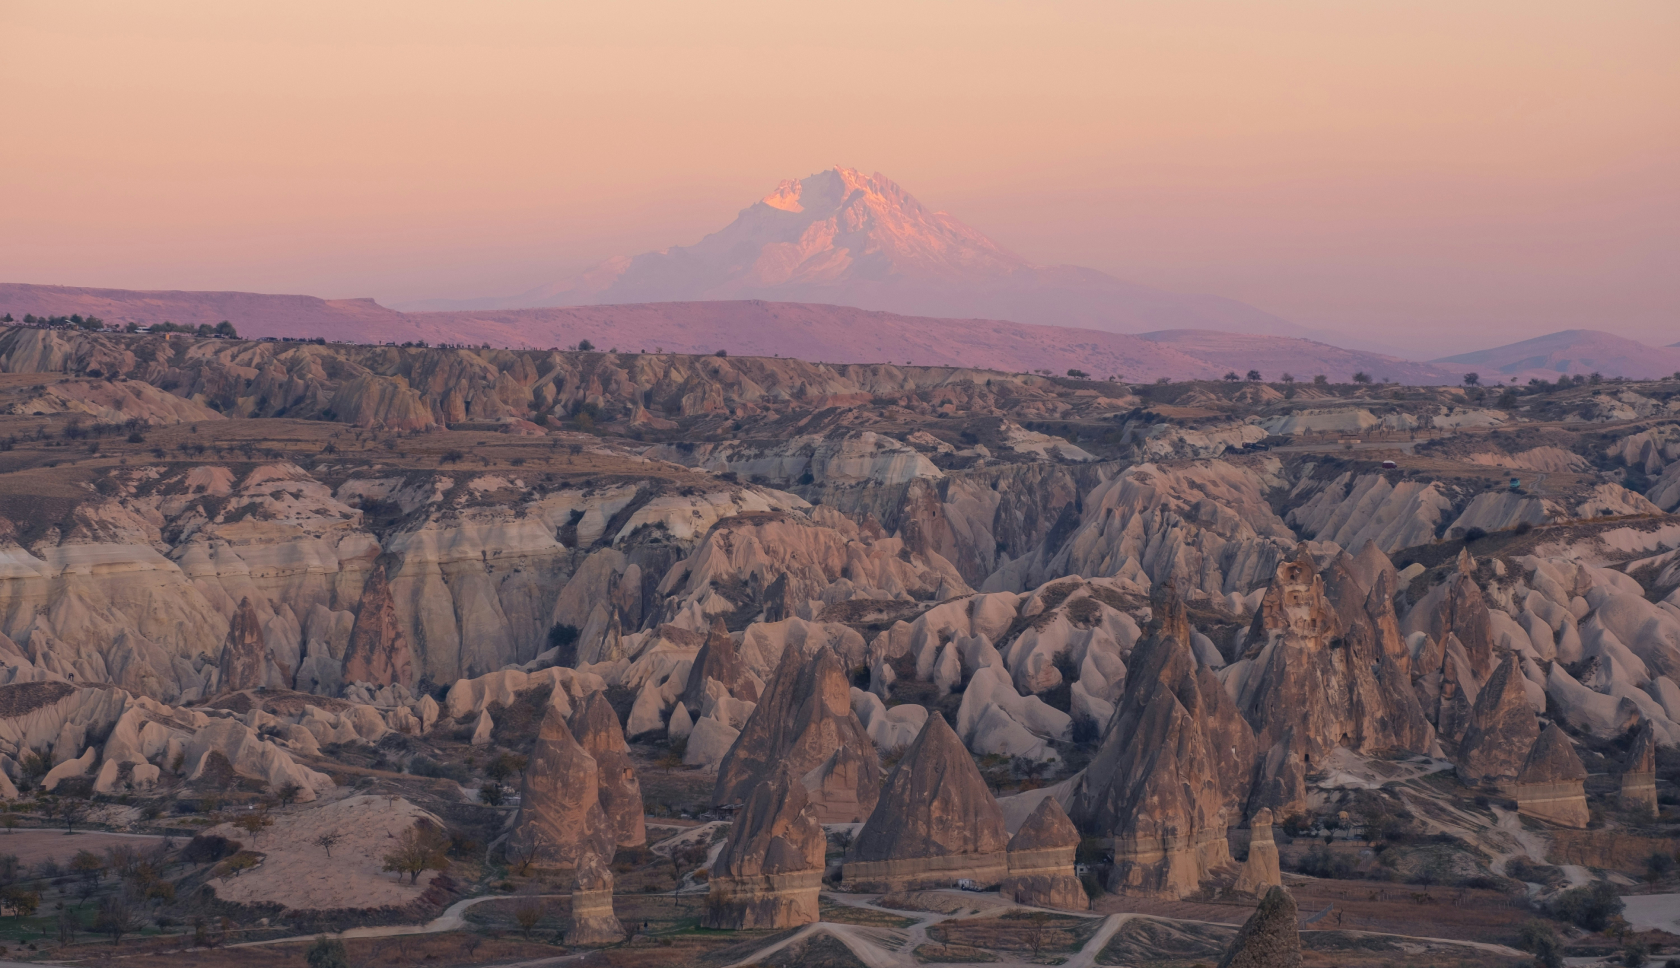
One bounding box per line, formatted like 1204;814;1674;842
216;597;269;694
1233;808;1282;897
1455;653;1539;784
564;850;625;945
1416;549;1495;681
1622;721;1659;818
843;713;1009;892
1513;724;1589;828
1236;550;1434;815
682;618;758;711
713;641;881;822
703;770;826;929
1218;886;1302;968
1001;797;1086;910
508;698;616;870
1071;581;1255;897
571;691;647;848
344;561;416;687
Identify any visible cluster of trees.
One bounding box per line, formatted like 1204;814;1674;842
127;320;238;338
12;313;106;330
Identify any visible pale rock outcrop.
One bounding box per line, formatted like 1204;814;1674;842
954;665;1070;762
704;771;826;929
1013;459;1297;603
1070;582;1255;897
443;666;605;722
1287;473;1452;555
1000;797;1086;910
508;699;616;870
843;713;1010;892
713;639;881;822
1621;721;1658;818
1218;886;1303;968
564;851;625;945
681;619;759;712
181;718;333;800
850;689;927;750
469;710;494;746
1233;808;1282;897
682;716;740;771
1512;724;1590;828
569;692;646;848
42;746;95;791
1455;654;1540;784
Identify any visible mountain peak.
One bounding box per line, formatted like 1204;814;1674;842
488;168;1305;340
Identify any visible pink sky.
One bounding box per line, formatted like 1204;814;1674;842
2;1;1675;355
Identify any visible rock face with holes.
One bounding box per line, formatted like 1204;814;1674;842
712;638;881;822
1622;721;1658;818
1218;886;1303;968
1455;653;1539;784
564;850;625;945
1071;582;1255;898
507;697;616;870
703;770;826;929
1227;549;1434;816
569;692;646;848
1000;797;1086;910
843;713;1010;892
1232;808;1282;897
1511;724;1590;828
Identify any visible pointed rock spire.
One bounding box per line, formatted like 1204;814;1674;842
1238;551;1434;814
1622;721;1658;818
1072;581;1254;897
1456;653;1539;784
843;713;1009;892
682;618;757;711
564;850;625;945
1233;808;1282;897
507;698;616;870
713;640;881;822
1514;724;1589;828
704;770;826;929
344;561;416;687
1218;886;1302;968
570;692;647;848
216;597;269;694
1002;797;1086;910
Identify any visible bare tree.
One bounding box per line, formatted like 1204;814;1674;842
312;832;343;858
94;895;139;945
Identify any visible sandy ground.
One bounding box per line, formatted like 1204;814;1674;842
1622;894;1680;933
203;794;444;910
0;828;167;868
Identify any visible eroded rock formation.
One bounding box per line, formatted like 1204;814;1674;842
507;698;615;870
216;597;270;694
1513;724;1590;828
713;639;881;822
1230;550;1434;814
1455;653;1539;784
564;851;625;945
342;562;416;688
1232;808;1282;897
1621;720;1658;818
1071;582;1254;897
1000;797;1086;910
570;692;646;848
1218;886;1302;968
843;713;1009;892
703;771;825;929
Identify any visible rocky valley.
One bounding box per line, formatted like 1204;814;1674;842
0;322;1676;966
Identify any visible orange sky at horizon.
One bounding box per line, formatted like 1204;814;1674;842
2;0;1675;354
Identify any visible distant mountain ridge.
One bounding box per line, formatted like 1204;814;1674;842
0;282;1457;384
411;167;1313;339
1432;329;1680;383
